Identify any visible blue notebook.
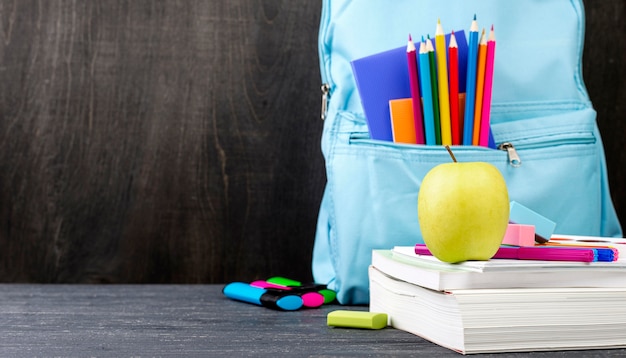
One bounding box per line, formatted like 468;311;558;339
351;30;468;141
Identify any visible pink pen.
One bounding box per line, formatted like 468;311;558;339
415;244;597;262
496;246;596;262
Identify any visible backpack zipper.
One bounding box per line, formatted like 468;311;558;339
321;83;330;120
350;129;595;169
497;132;596;168
497;142;522;167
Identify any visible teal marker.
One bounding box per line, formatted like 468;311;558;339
222;282;303;311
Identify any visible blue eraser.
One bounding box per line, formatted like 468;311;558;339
509;201;556;243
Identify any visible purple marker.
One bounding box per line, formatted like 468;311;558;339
222;282;303;311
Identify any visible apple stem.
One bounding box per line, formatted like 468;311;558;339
445;145;457;163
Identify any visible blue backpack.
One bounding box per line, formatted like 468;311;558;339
312;0;623;305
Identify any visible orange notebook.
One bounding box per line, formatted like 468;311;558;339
389;98;417;144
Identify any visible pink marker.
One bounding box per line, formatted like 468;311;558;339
300;292;325;308
250;280;291;290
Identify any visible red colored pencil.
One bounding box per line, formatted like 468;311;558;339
448;31;461;145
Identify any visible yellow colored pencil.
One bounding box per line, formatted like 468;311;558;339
435;19;451;145
472;29;487;146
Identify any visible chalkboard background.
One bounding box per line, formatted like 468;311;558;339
0;1;624;283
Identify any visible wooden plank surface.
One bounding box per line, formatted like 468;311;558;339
0;1;624;285
0;284;624;357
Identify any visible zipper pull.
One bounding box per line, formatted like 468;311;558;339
320;83;330;120
498;142;522;167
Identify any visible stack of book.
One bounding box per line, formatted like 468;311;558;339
369;235;626;354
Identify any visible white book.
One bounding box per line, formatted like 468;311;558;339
369;266;626;354
371;246;626;292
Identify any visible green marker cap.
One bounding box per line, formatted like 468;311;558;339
266;276;301;287
318;289;336;304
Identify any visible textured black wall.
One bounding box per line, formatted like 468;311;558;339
0;1;623;283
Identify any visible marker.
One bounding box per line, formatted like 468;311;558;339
250;280;291;290
263;277;335;305
222;282;303;311
266;276;301;287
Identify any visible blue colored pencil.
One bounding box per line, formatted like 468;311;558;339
426;36;441;145
418;40;437;145
463;15;479;145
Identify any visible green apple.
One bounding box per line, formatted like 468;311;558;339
417;148;509;263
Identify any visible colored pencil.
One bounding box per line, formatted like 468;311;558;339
479;25;496;147
472;29;487;146
463;15;479;145
406;34;425;144
435;20;451;145
448;31;461;145
418;40;437;145
426;36;441;145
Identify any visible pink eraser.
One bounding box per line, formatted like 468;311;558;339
502;224;536;247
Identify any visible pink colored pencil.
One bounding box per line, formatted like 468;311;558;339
407;34;425;144
448;31;461;145
479;25;496;147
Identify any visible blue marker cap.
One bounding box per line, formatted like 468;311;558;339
223;282;303;311
262;292;303;311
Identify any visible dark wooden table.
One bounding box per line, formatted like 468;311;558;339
0;284;625;357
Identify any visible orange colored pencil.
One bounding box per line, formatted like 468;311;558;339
448;31;461;145
472;29;487;146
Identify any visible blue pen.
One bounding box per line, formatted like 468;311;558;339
223;282;303;311
463;15;479;145
418;39;437;145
